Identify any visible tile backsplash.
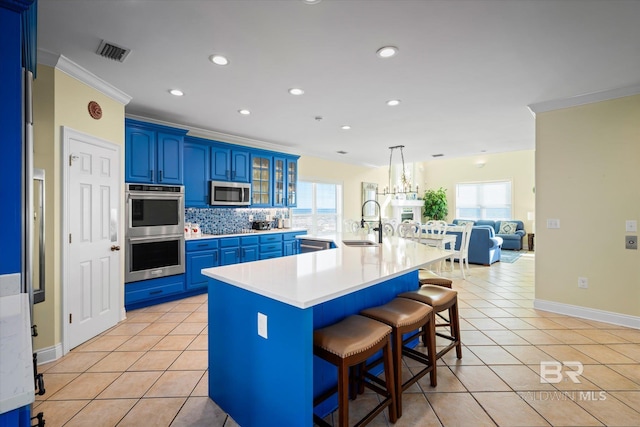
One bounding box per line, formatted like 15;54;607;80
185;208;290;235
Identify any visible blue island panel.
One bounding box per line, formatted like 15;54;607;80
209;279;313;427
207;269;420;426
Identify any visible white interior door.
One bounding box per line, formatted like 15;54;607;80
65;128;121;350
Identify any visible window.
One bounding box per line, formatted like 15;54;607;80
456;181;512;220
292;181;343;234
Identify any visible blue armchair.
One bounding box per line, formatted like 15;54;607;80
450;220;502;265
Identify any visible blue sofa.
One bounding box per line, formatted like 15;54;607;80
449;220;503;265
454;219;525;251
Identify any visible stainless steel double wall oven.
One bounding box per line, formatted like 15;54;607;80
125;184;185;283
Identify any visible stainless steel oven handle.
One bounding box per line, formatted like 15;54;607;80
127;234;184;242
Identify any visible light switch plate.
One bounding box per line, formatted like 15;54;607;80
625;236;638;250
626;220;637;232
257;312;268;339
547;219;560;229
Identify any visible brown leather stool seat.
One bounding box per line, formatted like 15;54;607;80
418;269;453;288
398;285;462;361
313;315;397;427
360;298;437;418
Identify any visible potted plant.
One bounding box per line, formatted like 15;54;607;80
423;187;448;221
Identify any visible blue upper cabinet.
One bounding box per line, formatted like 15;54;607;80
211;144;250;182
251;154;272;207
273;156;286;207
184;140;210;207
125;119;187;184
286;158;298;207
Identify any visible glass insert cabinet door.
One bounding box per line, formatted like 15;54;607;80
252;156;271;205
274;158;285;206
287;160;297;206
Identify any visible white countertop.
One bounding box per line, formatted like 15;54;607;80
202;233;452;309
0;293;35;413
186;228;307;240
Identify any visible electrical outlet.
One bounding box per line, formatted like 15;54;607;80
257;312;268;339
578;277;588;289
248;215;253;222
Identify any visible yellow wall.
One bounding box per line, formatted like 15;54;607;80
535;94;640;317
32;65;125;352
419;150;536;229
298;156;387;221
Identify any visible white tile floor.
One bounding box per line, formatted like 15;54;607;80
35;253;640;426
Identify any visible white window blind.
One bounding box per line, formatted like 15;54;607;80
455;181;512;220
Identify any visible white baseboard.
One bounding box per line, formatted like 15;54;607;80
534;299;640;329
35;343;64;365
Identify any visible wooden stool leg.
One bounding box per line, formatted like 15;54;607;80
392;327;404;417
382;341;398;424
450;302;462;359
338;362;349;427
425;312;437;386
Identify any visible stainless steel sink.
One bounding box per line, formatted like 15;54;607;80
341;240;379;247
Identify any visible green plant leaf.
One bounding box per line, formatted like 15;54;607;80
422;187;449;221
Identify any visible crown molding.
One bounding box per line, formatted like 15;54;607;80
37;49;132;105
527;84;640;117
125;113;299;154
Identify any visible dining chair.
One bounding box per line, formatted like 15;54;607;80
397;221;420;240
343;219;359;233
382;222;395;237
449;222;473;279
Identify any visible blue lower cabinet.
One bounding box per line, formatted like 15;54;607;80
241;236;259;263
219;237;241;265
283;231;305;256
186;239;219;290
125;274;186;310
0;405;31;427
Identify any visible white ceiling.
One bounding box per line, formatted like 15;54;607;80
37;0;640;166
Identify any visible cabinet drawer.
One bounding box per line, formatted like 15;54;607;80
125;275;185;304
186;239;219;252
219;237;240;248
241;235;259;245
259;234;283;243
260;250;282;260
260;243;282;253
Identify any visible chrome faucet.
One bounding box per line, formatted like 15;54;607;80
361;200;383;244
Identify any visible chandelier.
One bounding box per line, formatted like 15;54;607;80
381;145;419;195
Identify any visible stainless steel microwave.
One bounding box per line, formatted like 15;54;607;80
210;180;251;206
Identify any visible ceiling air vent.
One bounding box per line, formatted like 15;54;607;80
96;40;131;62
432;154;444;158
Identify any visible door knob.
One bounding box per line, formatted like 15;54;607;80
110;245;121;251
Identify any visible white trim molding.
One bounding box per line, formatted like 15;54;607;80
534;299;640;329
37;49;132;105
527;84;640;117
35;343;64;365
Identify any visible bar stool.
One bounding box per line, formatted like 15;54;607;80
360;298;437;418
313;315;397;427
418;269;453;288
398;285;462;360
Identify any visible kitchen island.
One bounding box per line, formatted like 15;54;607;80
202;233;451;427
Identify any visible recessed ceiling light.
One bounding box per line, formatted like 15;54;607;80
341;125;351;130
169;89;184;96
238;109;251;115
386;99;401;106
376;46;398;58
302;0;322;4
209;54;229;66
288;88;304;96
